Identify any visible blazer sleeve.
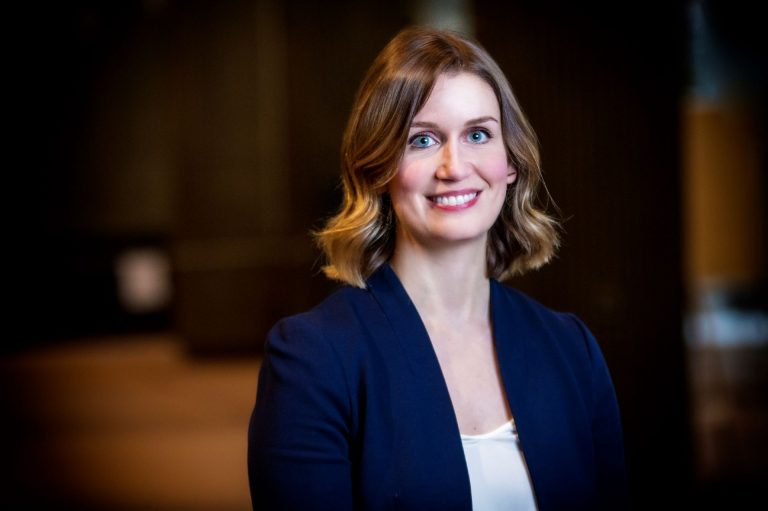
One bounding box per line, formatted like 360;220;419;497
248;315;354;511
568;314;630;510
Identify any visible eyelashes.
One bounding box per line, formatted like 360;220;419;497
467;128;491;144
407;128;494;149
408;133;437;148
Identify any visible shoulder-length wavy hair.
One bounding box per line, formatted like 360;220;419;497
316;26;560;288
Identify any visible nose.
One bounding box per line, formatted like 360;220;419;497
434;140;471;181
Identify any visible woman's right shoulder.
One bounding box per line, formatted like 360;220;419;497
266;284;377;352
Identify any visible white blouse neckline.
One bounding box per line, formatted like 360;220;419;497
460;419;515;440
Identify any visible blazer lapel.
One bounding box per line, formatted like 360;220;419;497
366;264;472;510
490;278;531;429
367;265;457;399
490;279;555;509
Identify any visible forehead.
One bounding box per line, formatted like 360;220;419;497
413;72;499;122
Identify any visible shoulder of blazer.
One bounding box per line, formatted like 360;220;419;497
266;283;382;361
298;283;378;331
490;280;599;375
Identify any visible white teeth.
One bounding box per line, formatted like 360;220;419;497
434;192;477;206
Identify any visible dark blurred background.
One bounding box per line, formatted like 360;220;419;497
3;0;766;509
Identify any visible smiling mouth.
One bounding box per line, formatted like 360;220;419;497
429;192;478;206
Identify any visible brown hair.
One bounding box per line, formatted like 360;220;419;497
316;26;560;287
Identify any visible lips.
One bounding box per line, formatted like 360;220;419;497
427;190;480;209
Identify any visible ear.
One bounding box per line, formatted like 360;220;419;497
506;164;517;185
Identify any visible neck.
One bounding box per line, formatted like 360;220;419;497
389;236;490;324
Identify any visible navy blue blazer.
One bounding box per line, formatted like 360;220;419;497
248;264;628;510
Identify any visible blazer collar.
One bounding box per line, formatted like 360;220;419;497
365;263;455;407
366;264;567;510
365;264;532;429
489;277;533;431
366;264;547;503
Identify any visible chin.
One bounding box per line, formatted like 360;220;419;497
425;227;490;245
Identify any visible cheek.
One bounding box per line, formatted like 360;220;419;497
390;161;423;198
480;153;512;184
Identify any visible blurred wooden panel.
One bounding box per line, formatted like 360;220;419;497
683;102;764;284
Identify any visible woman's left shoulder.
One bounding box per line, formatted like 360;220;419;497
491;279;602;360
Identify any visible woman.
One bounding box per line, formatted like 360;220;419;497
248;26;628;511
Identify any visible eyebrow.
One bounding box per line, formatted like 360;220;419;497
409;116;499;130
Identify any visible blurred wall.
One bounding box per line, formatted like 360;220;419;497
683;0;767;500
8;0;410;351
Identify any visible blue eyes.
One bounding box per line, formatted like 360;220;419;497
468;129;489;143
407;129;491;149
411;135;437;148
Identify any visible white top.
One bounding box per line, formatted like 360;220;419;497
460;419;538;511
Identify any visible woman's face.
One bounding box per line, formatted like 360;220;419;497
388;72;516;250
